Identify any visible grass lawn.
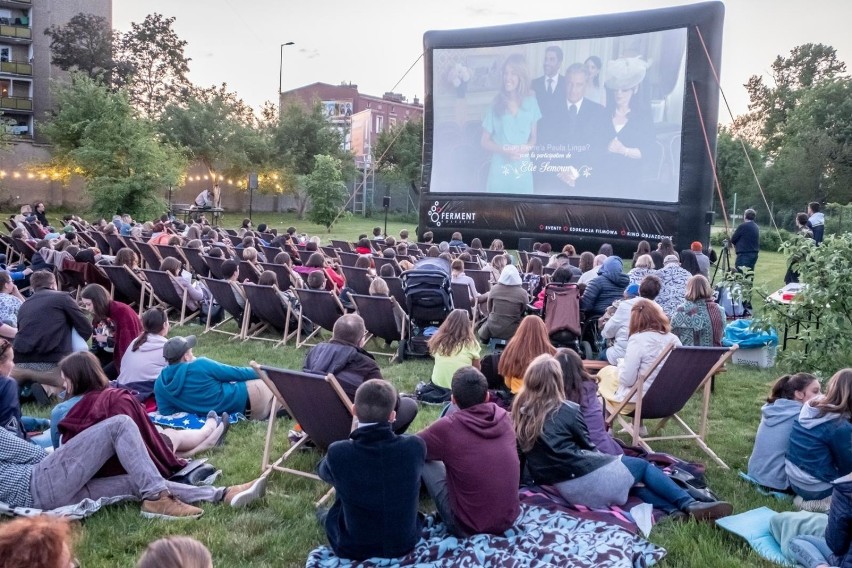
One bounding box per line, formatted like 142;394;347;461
14;213;797;567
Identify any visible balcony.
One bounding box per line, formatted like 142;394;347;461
0;95;31;111
0;0;30;6
0;25;30;42
0;60;30;75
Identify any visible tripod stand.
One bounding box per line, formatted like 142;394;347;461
711;240;732;286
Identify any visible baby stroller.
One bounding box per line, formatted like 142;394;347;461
540;282;583;355
398;257;453;360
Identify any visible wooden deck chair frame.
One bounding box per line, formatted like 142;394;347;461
101;264;148;315
604;344;738;469
141;269;200;326
200;276;257;340
293;288;345;348
350;294;407;358
241;283;298;347
135;241;163;270
251;362;355;506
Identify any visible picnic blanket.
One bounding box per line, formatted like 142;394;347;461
305;503;666;568
0;495;133;520
149;411;246;430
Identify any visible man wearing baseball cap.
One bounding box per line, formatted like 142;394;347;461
154;335;274;420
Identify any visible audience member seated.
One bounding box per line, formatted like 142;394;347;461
114;248;144;278
577;253;605;285
368;277;405;332
318;380;426;561
597;299;682;408
11;271;92;395
155;335;274;419
137;536;213;568
555;348;622;455
654;254;692;318
80;283;143;380
160;257;206;313
523;256;544;297
691;242;711;278
747;373;821;492
354;238;372;255
786;369;852;512
650;237;677;270
580;256;629;318
487;254;508;284
427;309;481;398
113;307;170;402
306;270;327;291
512;354;731;518
679;249;701;276
451;259;479;301
789;469;852;568
0;339;25;439
448;232;466;250
0;271;23;327
273;252;304;288
0;414;266;519
632;240;651;264
601;276;661;365
418;367;520;537
478;265;528;343
628;254;655;286
0;516;78;568
670;275;725;347
221;260;246;311
497;315;556;394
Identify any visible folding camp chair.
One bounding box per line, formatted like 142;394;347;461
135;241;163;270
241;283;297;347
465;269;492;294
293;288;345;348
340;266;372;295
101;264;148;315
261;245;283;263
0;234;17;263
2;219;15;233
201;276;256;339
259;263;294;291
331;239;354;252
604;344;738;469
251;363;355;506
141;269;200;325
320;246;340;260
350;294;406;357
11;238;36;263
238;261;261;284
76;231;98;248
181;247;210;278
202;255;226;279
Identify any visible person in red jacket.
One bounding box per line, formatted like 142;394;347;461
80;283;142;380
418;366;521;536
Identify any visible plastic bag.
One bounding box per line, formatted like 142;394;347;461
722;319;778;348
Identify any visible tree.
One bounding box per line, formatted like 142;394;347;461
373;119;423;188
714;128;765;222
737;44;846;151
117;13;192;117
41;74;185;220
304;155;347;231
44;13;120;83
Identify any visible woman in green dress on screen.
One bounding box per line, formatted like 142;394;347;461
481;53;541;194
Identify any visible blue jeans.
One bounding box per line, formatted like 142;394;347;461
792;483;833;501
789;535;838;568
622;456;693;513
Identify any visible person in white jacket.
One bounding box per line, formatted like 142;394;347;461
113;307;170;402
600;275;661;364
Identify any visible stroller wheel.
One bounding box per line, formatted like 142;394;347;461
580;341;594;360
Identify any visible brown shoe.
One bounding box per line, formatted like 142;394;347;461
685;500;733;521
224;477;268;508
141;491;203;520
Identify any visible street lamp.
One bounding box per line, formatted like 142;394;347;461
279;41;295;95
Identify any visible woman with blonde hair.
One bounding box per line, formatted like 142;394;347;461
137;536;213;568
481;53;541;194
786;369;852;510
627;254;655;286
427;309;481;391
488;254;508;284
497;315;556;394
489;239;505;251
512;354;731;517
671;275;725;347
597;299;681;406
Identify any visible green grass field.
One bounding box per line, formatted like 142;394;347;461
15;213;797;567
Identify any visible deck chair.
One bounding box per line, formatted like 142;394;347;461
181;247;209;278
2;219;15;233
238;261;261;284
101;264;147;315
200;277;253;339
0;234;17;263
154;244;186;263
340;266;371;295
350;294;406;357
202;255;226;279
105;234;127;255
320;246;339;260
331;239;353;252
293;288;345;348
296;249;314;265
261;245;283;263
259;263;294;291
385;277;407;310
11;238;36;263
135;241;163;270
141;269;200;325
466;269;492;294
251;362;355;505
604;344;738;469
337;251;360;267
373;256;401;276
451;282;478;321
241;283;297;347
76;231;98;248
88;231;111;255
485;249;505;262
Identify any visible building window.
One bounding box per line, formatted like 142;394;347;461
389;117;397;128
375;115;384;133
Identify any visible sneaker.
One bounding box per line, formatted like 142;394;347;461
224;477;268;508
618;424;649;437
793;495;832;513
685;500;734;521
140;492;203;520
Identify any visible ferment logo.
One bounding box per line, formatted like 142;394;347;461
428;201;477;227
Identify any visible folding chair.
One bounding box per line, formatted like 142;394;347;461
340;266;372;295
2;220;15;233
451;282;478;321
135;241;163;270
296;249;313;265
11;238;36;263
201;276;255;339
89;231;111;254
101;264;148;315
604;344;738;469
241;283;297;347
350;294;406;357
466;269;492;294
76;231;98;248
337;251;360;267
238;261;261;284
320;246;340;260
154;243;186;263
261;245;283;263
293;288;345;348
485;249;505;262
0;234;17;263
105;234;127;255
141;269;200;326
251;363;355;506
385;276;407;310
373;256;401;276
331;239;353;252
202;255;226;279
181;247;210;278
259;262;294;291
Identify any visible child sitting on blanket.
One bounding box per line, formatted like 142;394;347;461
418;366;520;537
747;373;821;492
318;380;426;561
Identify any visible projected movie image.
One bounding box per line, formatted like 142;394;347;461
429;29;687;203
